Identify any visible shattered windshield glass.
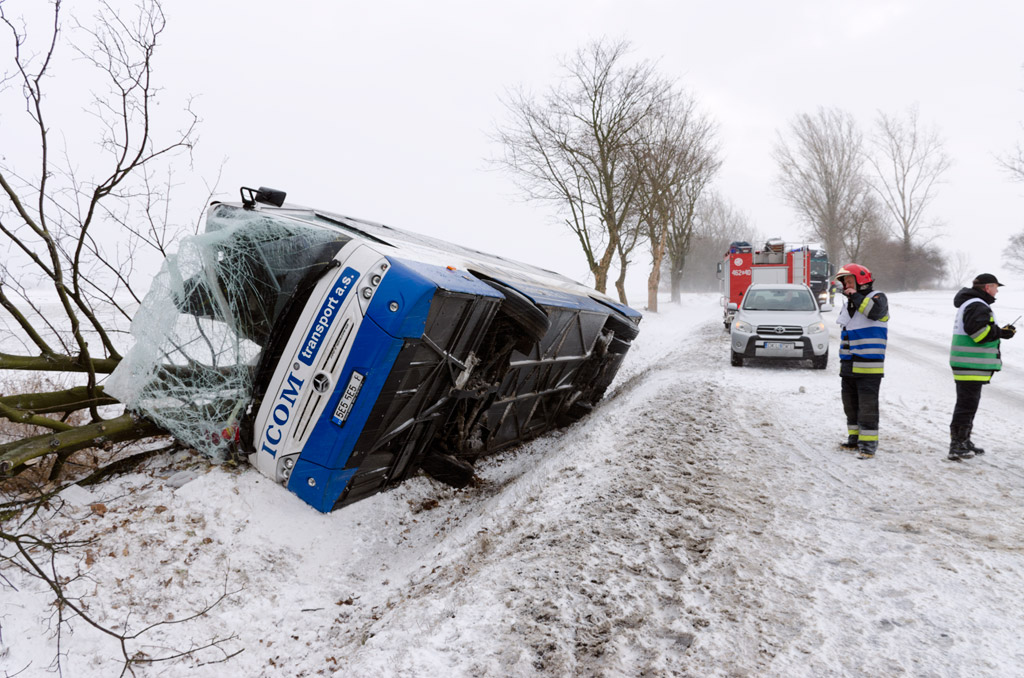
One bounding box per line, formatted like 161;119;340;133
107;206;351;457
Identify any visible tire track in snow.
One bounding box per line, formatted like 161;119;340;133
689;319;1024;677
332;332;741;677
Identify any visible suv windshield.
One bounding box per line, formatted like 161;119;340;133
742;288;816;312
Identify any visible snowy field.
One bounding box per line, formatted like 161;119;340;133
3;289;1024;677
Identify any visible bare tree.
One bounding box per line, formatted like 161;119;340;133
999;68;1024;181
856;228;946;290
773;107;872;263
495;38;668;300
867;105;951;289
635;89;721;310
0;4;242;670
1003;231;1024;275
999;88;1024;256
948;249;974;288
676;191;754;293
0;0;209;475
839;192;886;264
664;140;721;304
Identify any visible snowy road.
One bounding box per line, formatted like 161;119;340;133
3;291;1024;677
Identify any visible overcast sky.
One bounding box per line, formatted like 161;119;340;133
7;1;1024;295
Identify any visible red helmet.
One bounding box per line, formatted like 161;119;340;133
835;263;873;286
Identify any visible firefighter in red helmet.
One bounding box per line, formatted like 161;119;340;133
834;263;889;459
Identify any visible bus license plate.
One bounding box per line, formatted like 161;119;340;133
332;371;365;425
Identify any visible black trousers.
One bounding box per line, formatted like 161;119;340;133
841;376;881;440
951;381;984;429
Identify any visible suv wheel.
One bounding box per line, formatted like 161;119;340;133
731;351;744;367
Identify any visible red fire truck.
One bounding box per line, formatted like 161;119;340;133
717;239;822;329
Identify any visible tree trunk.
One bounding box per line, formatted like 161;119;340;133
614;244;631;305
0;413;164;473
646;269;660;312
647;227;667;312
901;236;913;291
670;262;684;303
592;237;619;295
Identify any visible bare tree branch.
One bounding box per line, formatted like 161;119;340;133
0;525;241;676
998;145;1024;182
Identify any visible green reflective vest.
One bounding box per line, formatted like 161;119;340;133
950;297;1001;382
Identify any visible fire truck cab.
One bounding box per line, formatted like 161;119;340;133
717;239;822;329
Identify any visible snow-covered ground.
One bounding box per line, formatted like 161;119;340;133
3;289;1024;677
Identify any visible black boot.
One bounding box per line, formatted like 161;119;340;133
964;425;985;456
857;440;877;459
840;434;858;450
948;425;974;461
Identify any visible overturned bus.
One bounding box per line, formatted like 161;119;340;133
108;187;640;512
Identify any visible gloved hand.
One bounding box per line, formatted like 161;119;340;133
1001;324;1016;339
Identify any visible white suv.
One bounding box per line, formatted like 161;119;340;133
729;283;829;369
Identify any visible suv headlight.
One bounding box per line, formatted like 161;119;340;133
807;321;826;335
733;319;753;333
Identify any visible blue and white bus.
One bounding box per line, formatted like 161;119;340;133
110;187;641;512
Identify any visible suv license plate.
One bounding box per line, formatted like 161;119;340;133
765;342;793;350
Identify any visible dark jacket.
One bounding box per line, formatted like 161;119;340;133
953;287;1010;341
